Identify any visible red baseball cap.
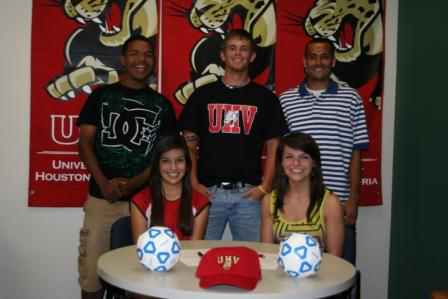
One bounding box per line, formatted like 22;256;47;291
195;246;261;290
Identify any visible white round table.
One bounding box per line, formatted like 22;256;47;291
98;240;356;298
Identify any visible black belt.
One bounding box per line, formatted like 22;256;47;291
216;182;246;190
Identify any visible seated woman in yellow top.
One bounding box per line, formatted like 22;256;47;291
261;132;344;256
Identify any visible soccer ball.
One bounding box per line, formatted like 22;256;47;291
277;233;322;278
136;226;181;272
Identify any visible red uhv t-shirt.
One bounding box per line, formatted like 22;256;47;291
132;187;209;240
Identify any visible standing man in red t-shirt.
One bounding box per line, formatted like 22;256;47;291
179;29;289;241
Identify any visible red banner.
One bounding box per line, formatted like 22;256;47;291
29;0;384;207
30;1;86;206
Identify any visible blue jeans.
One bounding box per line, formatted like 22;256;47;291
204;184;261;241
342;224;357;265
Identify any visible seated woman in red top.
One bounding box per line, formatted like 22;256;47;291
131;134;210;242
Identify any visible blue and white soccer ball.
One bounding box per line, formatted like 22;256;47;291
136;226;181;272
277;233;322;278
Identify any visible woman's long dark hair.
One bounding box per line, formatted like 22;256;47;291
272;132;326;222
149;134;193;236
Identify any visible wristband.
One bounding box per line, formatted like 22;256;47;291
258;185;267;194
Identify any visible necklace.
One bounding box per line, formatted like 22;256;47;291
222;78;250;89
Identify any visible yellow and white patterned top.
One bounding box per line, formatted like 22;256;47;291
271;189;329;250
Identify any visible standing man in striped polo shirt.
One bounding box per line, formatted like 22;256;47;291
279;38;369;265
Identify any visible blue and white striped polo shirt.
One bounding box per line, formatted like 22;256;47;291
279;80;369;202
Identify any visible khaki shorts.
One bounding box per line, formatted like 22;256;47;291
77;195;130;292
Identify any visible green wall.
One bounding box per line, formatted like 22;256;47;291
389;1;448;298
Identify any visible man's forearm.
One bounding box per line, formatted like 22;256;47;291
348;150;361;202
262;138;279;192
79;134;107;188
183;131;200;183
127;166;151;192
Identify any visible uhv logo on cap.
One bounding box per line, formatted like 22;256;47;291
217;255;240;270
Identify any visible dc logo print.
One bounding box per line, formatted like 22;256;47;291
101;99;161;155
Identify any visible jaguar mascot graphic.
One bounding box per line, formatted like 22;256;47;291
46;0;382;109
173;0;276;104
46;0;157;100
303;0;384;109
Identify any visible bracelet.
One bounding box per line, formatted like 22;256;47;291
258;185;267;194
